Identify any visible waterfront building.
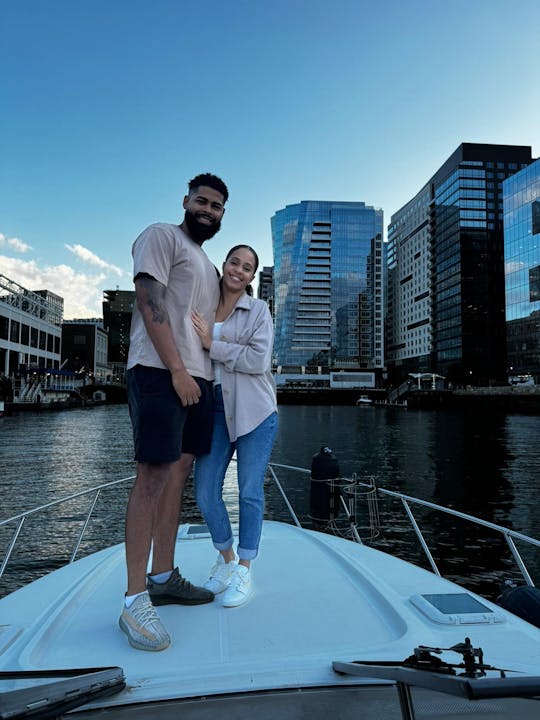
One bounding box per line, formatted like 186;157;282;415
386;143;533;386
102;289;134;369
503;157;540;380
62;319;109;382
271;200;384;370
386;183;431;380
0;274;62;375
257;266;274;318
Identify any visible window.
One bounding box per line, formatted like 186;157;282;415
530;265;540;302
532;201;540;235
10;320;20;343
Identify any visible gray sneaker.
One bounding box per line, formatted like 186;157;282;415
119;591;171;651
147;567;214;606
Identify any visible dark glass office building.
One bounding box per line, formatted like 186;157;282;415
431;144;532;384
102;289;135;365
503;158;540;379
386;143;533;386
257;266;274;318
271;201;384;368
61;319;109;380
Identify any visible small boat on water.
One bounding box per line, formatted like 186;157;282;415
1;462;539;719
356;395;374;406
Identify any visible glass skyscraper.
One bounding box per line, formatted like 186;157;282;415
503;158;540;378
386;143;532;386
431;144;532;384
271;201;384;368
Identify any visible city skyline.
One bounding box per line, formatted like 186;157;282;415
1;0;539;318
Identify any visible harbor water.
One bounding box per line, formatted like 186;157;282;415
1;403;539;600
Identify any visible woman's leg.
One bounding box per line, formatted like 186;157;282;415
235;412;279;563
194;397;235;553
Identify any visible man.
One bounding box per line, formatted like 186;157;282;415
119;173;228;651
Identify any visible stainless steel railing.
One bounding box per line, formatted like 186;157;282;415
0;475;135;580
1;464;538;589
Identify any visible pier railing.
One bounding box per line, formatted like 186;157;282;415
1;465;538;590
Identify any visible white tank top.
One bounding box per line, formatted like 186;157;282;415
213;322;223;385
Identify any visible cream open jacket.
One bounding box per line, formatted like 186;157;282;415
209;293;277;441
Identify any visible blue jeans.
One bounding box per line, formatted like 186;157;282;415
194;385;278;560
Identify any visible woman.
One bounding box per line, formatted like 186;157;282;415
192;245;278;607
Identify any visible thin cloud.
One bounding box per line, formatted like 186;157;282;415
0;233;32;253
0;255;113;319
65;243;124;277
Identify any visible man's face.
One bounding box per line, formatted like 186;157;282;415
182;186;226;244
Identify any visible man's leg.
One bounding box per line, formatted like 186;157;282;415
146;452;214;606
145;377;215;606
150;453;194;575
125;461;172;595
121;460;172;652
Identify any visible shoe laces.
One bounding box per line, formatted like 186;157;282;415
168;573;192;592
131;596;160;625
211;561;235;582
230;567;249;591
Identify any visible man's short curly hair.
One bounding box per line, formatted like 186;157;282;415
188;173;229;203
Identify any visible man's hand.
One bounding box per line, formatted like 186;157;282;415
171;368;201;406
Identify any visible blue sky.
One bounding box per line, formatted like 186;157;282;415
1;0;539;318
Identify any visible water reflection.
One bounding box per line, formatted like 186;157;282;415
1;404;538;599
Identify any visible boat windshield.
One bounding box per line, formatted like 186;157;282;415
0;666;125;719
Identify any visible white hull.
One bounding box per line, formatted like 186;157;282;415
1;521;539;718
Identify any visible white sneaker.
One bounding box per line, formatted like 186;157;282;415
222;565;252;607
204;554;238;594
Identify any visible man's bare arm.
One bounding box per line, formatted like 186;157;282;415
135;275;201;406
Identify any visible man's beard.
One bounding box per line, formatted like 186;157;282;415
183;209;222;243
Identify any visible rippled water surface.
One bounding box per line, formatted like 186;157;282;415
1;403;539;599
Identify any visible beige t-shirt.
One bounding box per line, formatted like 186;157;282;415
127;223;220;380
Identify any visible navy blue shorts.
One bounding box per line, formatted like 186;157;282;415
127;365;214;464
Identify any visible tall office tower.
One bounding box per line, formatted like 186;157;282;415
387;183;431;380
271;201;384;368
257;266;274;317
102;289;135;366
503;158;540;378
387;143;532;385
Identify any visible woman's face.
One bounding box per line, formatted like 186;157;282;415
222;247;257;293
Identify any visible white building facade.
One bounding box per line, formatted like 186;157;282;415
0;274;63;376
386;183;432;377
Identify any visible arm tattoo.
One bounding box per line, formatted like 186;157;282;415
136;277;169;325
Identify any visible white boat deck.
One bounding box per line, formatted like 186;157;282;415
1;521;540;716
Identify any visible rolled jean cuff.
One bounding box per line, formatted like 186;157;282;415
213;536;234;552
237;546;258;561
